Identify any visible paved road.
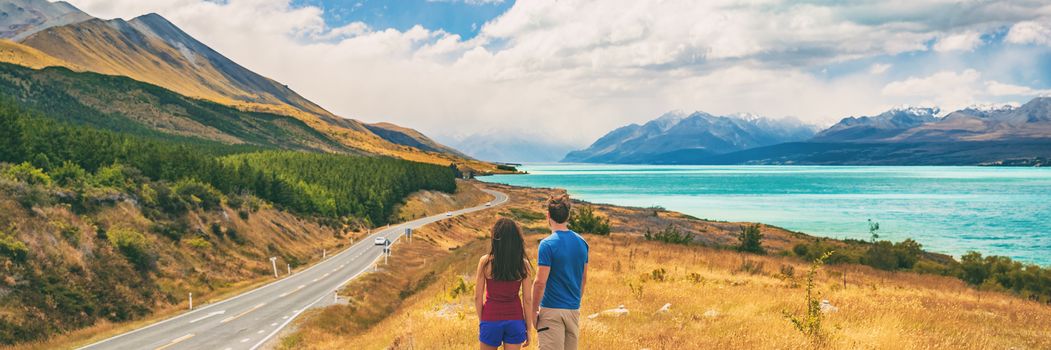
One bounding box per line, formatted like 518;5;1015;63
78;189;508;350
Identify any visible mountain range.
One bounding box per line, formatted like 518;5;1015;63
563;111;819;163
566;99;1051;165
0;0;497;171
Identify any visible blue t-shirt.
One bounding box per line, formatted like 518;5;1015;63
537;230;589;309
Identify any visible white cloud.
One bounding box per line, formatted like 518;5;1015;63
986;81;1051;97
63;0;1051;155
869;63;892;74
933;31;983;52
882;70;1051;112
1005;21;1051;46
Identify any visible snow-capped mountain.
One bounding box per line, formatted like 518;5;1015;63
562;111;819;163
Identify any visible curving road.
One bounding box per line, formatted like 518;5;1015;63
78;189;508;350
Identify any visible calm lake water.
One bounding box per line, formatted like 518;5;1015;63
480;164;1051;266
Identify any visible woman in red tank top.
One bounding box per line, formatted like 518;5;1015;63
475;218;534;349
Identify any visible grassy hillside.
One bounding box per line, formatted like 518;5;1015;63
0;99;459;346
0;40;75;70
280;183;1051;349
0;62;352;153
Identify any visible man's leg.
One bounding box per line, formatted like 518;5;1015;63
562;309;580;350
537;308;566;350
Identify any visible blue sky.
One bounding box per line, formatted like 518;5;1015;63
291;0;514;39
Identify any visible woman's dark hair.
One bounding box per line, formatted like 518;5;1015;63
487;218;529;281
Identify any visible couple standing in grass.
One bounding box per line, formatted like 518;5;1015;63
474;194;589;350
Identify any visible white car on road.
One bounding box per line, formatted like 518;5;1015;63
374;237;389;246
445;212;453;217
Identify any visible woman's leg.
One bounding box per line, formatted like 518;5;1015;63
503;343;523;350
480;343;499;350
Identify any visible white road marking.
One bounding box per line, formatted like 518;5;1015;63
312;278;319;282
241;338;250;343
278;285;306;298
257;330;265;334
154;333;194;350
221;303;266;324
270;323;277;327
189;310;226;323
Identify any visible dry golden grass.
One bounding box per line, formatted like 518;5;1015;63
0;40;78;70
282;182;1051;350
0;197;357;350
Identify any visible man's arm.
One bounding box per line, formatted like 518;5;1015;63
581;264;588;298
531;265;550;326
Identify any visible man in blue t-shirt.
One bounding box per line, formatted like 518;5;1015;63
531;194;589;350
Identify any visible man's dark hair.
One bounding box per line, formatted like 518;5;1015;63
547;194;571;224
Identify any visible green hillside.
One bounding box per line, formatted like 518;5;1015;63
0;96;456;345
0;62;350;153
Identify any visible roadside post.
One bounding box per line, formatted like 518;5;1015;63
287;263;291;276
189;293;193;310
269;257;278;278
406;228;412;243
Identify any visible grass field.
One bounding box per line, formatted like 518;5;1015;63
279;182;1051;349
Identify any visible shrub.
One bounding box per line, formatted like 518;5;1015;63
93;163;129;188
507;208;545;222
643;224;692;245
172;178;222;210
738;259;765;275
0;231;28;263
50;161;89;188
736;224;765;254
2;162;51;186
210;223;224;237
784;251;833;341
185;237;212;250
862;239;923;271
238;210;250;220
107;227;154;271
568;205;611;235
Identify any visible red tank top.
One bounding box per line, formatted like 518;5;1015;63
481;278;524;321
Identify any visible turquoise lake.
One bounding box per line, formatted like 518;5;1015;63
480;164;1051;266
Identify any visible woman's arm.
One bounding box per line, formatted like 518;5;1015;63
521;259;534;330
474;255;488;320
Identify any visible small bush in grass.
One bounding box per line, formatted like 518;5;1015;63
0;230;28;263
448;276;473;299
506;208;544;222
2;162;51;186
650;268;668;282
736;224;765;254
238;210;250;220
226;227;246;245
107;227;154;271
185;237;212;250
210;223;224;237
687;272;704;284
644;224;692;245
628;280;645;300
738;259;765;275
568;205;611;235
173;178;222;210
784;251;833;341
50;161;89;188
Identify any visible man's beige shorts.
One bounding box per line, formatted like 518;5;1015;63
537;308;580;350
